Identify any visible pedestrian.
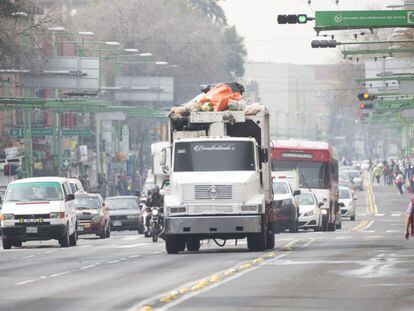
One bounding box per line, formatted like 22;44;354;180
395;171;404;195
405;198;414;239
373;164;382;185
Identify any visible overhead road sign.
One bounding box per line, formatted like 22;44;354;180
355;75;414;83
315;10;414;33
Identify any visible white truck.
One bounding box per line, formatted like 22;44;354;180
163;109;275;253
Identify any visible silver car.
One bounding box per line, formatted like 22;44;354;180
339;186;357;221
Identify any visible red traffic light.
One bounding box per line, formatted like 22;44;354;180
359;103;374;109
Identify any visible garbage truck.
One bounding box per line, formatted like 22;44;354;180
162;106;275;253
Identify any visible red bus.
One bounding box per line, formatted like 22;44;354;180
272;140;340;231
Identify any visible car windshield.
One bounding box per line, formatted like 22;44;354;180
5;182;63;202
75;197;101;210
174;141;255;172
298;193;316;205
339;189;351;199
105;198;139;210
273;182;289;194
272;160;329;189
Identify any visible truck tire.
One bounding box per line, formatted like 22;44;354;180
289;221;298;233
2;237;12;250
350;215;355;221
138;222;144;234
106;224;111;238
322;216;329;232
165;235;185;254
247;232;266;252
186;238;200;251
14;241;22;247
60;227;70;247
266;231;275;250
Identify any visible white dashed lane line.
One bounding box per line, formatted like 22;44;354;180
391;213;402;217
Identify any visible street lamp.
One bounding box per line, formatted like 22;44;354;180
77;31;95;36
48;26;66;32
105;41;121;46
124;48;139;53
155;61;168;66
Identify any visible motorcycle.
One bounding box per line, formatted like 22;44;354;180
150;207;163;242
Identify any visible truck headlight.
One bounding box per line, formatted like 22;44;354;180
241;205;258;212
169;207;186;214
320;209;328;215
152;209;159;216
0;214;14;220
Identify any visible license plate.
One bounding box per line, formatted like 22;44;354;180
26;227;38;234
113;220;122;226
78;226;84;231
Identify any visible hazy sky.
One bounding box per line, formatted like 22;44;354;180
220;0;402;65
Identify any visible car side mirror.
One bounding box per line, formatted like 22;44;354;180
293;190;301;196
339;202;345;208
65;194;75;201
318;202;324;207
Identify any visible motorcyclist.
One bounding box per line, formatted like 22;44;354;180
145;186;164;230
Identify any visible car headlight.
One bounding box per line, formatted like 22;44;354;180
241;205;258;212
169;207;187;214
303;210;315;217
0;213;14;220
91;215;101;223
152;209;159;216
127;215;139;219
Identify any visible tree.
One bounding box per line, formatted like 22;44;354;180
64;0;246;104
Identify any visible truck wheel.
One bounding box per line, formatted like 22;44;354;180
336;221;342;230
186;238;200;251
165;235;185;254
99;227;106;239
321;216;328;232
60;227;70;247
350;215;355;221
106;224;111;238
2;237;12;250
69;228;78;246
247;232;266;252
266;231;275;250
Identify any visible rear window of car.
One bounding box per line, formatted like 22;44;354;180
105;198;139;210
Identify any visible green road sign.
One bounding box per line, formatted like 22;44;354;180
9;127;93;138
315;10;414;32
62;158;71;170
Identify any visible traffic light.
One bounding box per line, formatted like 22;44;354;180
311;40;338;48
357;92;377;101
277;14;310;24
359;103;374;109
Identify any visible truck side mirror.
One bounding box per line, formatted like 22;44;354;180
318;202;324;207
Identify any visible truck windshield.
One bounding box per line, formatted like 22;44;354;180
272;160;329;189
5;182;63;202
174;141;255;172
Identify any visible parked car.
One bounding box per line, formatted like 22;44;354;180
272;180;300;233
339;186;357;221
105;196;144;233
0;177;78;249
297;191;323;231
75;193;110;238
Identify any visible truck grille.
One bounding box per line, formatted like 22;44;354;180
194;185;232;200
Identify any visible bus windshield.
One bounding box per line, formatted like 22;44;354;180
272;160;329;189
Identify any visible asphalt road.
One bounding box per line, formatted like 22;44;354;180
1;179;413;311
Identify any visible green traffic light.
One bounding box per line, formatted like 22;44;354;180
298;15;307;23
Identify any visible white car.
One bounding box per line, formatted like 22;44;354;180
339;186;357;221
342;169;363;191
297;191;323;231
0;177;78;249
69;178;86;194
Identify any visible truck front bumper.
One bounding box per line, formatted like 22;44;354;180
164;215;263;235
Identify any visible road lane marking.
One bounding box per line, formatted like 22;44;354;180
22;255;34;259
360;220;375;232
44;250;57;254
391;213;401;217
128;255;141;259
106;260;120;264
49;271;70;278
361;283;414;287
386;230;401;233
15;279;36;286
375;214;385;217
334;236;351;240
